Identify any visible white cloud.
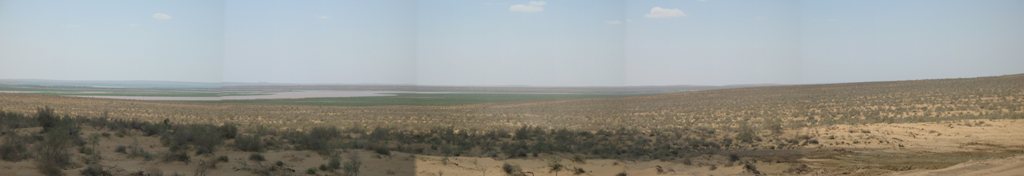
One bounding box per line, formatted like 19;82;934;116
509;1;546;13
318;16;331;20
152;13;173;20
645;7;686;18
605;20;623;25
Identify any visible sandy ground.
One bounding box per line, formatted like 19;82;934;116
795;119;1024;176
889;155;1024;176
802;119;1024;153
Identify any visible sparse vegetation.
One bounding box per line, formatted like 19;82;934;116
0;74;1021;175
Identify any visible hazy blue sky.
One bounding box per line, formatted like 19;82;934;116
1;0;1022;86
0;0;223;82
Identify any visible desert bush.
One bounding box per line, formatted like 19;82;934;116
220;123;239;139
286;126;340;154
35;126;76;176
736;122;756;143
0;111;33;129
572;167;585;175
327;156;341;170
743;163;762;175
194;159;217;176
140;123;169;136
163;150;190;164
571;155;585;163
126;139;154;161
249;153;265;162
547;158;565;176
343;153;362;176
145;167;164;176
115;145;127;154
217;155;229;162
235;134;264;152
502;163;526;176
784;163;811;174
0;133;32;161
766;118;784;135
372;145;391;156
81;164;113;176
36;107;60;132
83;134;103;165
162;124;225;155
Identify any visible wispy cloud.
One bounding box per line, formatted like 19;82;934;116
645;7;686;18
318;16;331;20
605;20;623;25
509;1;546;13
152;13;173;20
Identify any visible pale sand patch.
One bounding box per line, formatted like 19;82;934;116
798;119;1024;153
889;155;1024;176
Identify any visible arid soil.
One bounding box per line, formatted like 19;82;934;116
1;74;1022;175
1;119;1020;176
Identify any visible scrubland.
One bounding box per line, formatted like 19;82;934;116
0;74;1022;175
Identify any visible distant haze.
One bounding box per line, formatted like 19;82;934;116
1;0;1022;86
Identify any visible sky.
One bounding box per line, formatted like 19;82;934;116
1;0;1022;86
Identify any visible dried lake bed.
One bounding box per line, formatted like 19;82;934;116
75;90;402;101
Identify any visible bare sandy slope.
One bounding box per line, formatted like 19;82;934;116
804;119;1024;152
792;119;1024;176
889;155;1024;176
